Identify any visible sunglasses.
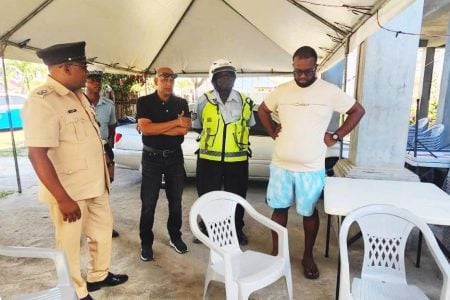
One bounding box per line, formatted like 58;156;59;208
293;67;316;77
157;73;178;79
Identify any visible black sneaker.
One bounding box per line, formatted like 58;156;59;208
140;248;154;261
170;239;188;254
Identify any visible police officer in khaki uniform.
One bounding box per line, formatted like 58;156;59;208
22;42;128;300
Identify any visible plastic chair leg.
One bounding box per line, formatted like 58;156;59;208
285;272;293;300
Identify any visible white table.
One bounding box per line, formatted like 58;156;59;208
405;151;450;168
324;177;450;225
325;177;450;299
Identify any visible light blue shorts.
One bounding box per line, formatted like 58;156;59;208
266;164;325;217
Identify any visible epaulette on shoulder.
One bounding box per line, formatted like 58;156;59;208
34;85;55;98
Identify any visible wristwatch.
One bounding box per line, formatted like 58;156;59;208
332;132;341;142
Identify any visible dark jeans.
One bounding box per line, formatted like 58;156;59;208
104;143;114;161
196;158;248;231
139;149;185;250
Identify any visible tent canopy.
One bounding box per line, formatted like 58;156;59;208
0;0;414;75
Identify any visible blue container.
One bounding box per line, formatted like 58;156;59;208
0;95;26;130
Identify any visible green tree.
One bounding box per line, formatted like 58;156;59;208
4;59;47;94
102;73;145;102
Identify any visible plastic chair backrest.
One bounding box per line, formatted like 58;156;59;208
431;124;445;138
357;213;413;284
341;205;434;284
340;204;450;300
418;118;429;131
190;191;242;259
408;117;429;133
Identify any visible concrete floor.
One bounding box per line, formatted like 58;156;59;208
0;157;446;299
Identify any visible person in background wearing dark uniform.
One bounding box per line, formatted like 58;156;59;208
192;59;255;246
22;42;128;300
136;67;191;261
85;65;119;238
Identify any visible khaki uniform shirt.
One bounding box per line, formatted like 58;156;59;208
22;76;110;203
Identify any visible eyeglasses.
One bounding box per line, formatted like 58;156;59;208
293;67;316;77
63;62;88;72
157;73;178;79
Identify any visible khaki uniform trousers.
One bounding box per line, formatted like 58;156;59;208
49;189;113;298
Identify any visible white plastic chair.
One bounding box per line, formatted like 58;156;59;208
339;204;450;300
414;124;445;149
0;245;77;300
430;171;450;266
408;117;429;136
189;191;293;300
407;118;429;146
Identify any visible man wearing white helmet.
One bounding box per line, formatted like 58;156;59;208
192;59;255;245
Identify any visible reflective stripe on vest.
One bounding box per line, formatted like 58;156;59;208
199;91;253;162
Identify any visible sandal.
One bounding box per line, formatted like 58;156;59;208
302;259;320;279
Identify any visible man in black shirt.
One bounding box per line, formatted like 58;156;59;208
136;67;191;261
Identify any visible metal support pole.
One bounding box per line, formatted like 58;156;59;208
339;37;351;159
414;98;420;158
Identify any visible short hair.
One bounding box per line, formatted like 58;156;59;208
292;46;318;62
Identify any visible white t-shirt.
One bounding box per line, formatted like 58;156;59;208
264;78;355;172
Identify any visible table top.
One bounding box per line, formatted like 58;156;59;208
324;177;450;225
405;151;450;168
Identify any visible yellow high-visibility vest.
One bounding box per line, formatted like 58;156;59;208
198;91;253;162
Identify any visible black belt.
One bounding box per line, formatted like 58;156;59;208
143;145;181;158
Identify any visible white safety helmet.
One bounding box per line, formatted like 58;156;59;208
87;63;106;77
209;59;236;82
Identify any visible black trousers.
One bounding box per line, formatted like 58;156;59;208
196;158;249;230
139;150;184;250
104;143;114;161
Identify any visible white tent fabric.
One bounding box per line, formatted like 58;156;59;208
1;0;414;75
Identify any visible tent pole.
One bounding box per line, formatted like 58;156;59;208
0;45;22;193
339;37;351;159
342;37;350;93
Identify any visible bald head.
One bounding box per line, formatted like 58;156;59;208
154;67;177;101
156;67;174;76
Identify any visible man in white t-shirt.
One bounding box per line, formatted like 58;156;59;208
258;46;365;279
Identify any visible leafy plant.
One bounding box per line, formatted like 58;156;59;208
0;191;13;199
102;73;146;102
